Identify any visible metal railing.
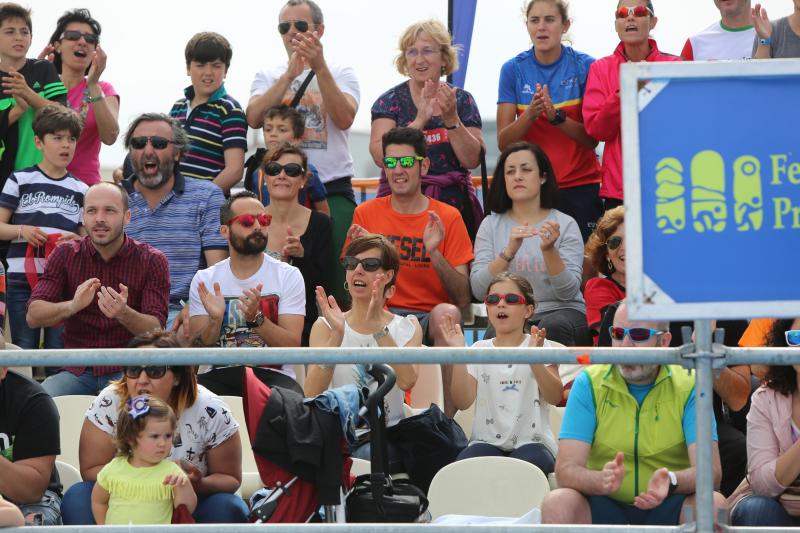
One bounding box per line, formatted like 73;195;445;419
1;319;793;532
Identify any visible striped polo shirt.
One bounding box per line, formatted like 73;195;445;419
169;84;248;181
122;172;228;310
0;165;87;286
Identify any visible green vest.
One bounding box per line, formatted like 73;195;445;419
585;365;694;504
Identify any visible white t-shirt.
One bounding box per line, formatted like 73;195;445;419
466;336;561;455
250;63;360;183
189;254;305;348
86;384;240;477
684;21;756;60
318;314;418;427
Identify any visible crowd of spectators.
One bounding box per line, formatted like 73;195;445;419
0;0;795;528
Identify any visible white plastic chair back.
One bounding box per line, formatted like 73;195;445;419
52;395;96;471
4;342;31;378
549;406;565;439
453;402;475;438
220;395;261;499
56;460;82;492
409;364;443;409
427;456;550;519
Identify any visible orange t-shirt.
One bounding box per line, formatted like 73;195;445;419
350;196;474;312
739;318;775;347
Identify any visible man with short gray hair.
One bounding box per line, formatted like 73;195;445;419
541;301;727;526
121;113;228;332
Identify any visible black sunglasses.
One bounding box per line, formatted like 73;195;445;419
278;20;309;34
130;136;173;150
61;30;99;45
124;366;169;379
341;256;383;272
265;162;305;177
606;235;623;250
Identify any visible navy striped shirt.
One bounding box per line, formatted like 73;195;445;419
0;166;88;286
169;84;247;181
122;172;227;309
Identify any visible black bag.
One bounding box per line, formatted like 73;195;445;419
387;403;468;493
346;473;429;523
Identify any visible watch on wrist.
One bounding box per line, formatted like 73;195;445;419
246;310;265;328
759;37;772;46
372;326;390;342
87;93;105;103
444;122;461;130
549;108;566;126
498;249;515;262
667;470;678;496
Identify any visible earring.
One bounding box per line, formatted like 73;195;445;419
607;259;615;274
540;180;546;185
343;281;349;292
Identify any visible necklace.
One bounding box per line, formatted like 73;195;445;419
71;85;90;121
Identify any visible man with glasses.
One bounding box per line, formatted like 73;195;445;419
541;300;727;526
346;127;473;417
27;182;170;396
681;0;755;60
120;113;228;339
246;0;359;306
188;190;305;396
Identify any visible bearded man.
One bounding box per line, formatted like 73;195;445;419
188;190;305;396
541;300;727;526
121;113;228;331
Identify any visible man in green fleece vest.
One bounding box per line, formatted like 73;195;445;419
541;301;726;525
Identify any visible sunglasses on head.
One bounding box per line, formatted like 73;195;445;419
609;326;664;342
786;330;800;347
606;235;623;250
615;5;652;19
124;366;169;379
485;293;527;306
130;136;172;150
227;213;272;228
61;30;99;45
265;162;305;177
384;156;425;169
278;20;309;34
341;256;383;272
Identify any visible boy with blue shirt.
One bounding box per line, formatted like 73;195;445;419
169;32;247;195
245;104;329;214
541;301;727;526
0;105;87;349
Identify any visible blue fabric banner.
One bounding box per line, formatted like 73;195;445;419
451;0;477;89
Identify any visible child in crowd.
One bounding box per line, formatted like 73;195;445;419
91;395;197;525
0;2;68;190
0;105;87;349
0;496;23;527
441;272;564;474
245;104;329;215
169;32;246;195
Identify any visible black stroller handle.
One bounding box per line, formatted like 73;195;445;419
364;364;396;411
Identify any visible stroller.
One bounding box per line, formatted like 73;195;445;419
242;363;426;523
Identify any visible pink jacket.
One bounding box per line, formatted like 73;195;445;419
729;385;796;511
583;39;681;201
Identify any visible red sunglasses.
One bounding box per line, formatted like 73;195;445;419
615;5;652;18
227;213;272;228
484;293;527;306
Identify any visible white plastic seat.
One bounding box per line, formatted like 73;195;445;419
549;406;565;439
220;395;261;500
453;402;475;438
427;456;550;519
350;457;371;477
56;460;82;492
52;395;96;471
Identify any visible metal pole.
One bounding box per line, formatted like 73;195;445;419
693;320;715;532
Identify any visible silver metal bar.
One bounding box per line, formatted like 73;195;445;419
693;320;715;532
720;346;800;366
0;346;689;367
3;525;683;532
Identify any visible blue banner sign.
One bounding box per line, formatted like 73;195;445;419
624;64;800;320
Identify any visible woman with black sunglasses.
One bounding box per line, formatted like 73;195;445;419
61;330;249;525
305;234;420;473
471;142;588;347
42;9;119;185
584;206;625;340
262;143;331;346
729;318;800;527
